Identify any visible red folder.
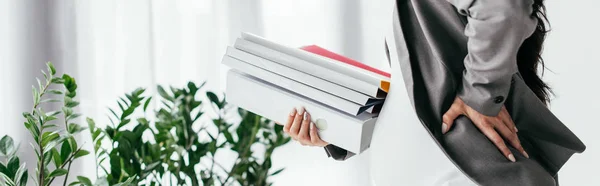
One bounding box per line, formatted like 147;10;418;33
301;45;391;78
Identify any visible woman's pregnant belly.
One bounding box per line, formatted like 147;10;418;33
368;75;475;186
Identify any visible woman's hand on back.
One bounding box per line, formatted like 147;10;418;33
282;107;328;147
442;97;529;162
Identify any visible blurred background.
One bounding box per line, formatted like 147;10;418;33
0;0;598;185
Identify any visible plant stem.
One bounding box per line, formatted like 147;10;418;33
47;147;83;184
34;81;51;186
62;161;73;186
223;115;261;185
62;104;71;186
38;142;44;186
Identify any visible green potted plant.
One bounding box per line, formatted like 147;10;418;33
0;63;290;186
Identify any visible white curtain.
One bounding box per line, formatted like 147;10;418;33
3;0;600;186
1;0;394;185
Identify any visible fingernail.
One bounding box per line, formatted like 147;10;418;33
305;112;311;120
310;122;315;130
523;151;529;159
514;126;518;132
442;123;448;134
289;108;297;116
508;154;516;162
297;107;305;116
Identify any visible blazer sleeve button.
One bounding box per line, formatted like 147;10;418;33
494;96;505;104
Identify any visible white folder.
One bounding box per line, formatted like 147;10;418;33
241;32;391;90
226;69;377;154
222;55;381;115
225;47;384;106
234;38;388;98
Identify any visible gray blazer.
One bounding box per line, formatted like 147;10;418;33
325;0;586;185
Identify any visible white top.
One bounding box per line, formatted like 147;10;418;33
368;27;476;184
368;61;476;186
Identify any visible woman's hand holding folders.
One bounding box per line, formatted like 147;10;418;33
281;107;329;147
442;97;529;162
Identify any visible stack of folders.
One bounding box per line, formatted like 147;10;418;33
222;32;391;154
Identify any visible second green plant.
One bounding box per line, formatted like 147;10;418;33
89;82;291;186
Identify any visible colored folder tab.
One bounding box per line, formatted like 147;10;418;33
300;45;391;92
226;69;377;154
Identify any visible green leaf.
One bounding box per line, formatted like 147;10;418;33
206;92;221;108
143;97;152;112
36;78;43;93
223;130;234;144
108;108;119;120
48;168;67;177
86;118;96;130
43;151;53;166
67;113;82;121
48;89;63;95
44;115;58;123
43;140;60;154
32;86;39;106
47;62;56;75
0;136;15;156
62;107;74;117
0;172;15;186
113;176;135;186
52;149;63;168
74;150;90;158
64;97;80;108
51;77;65;84
0;163;8;176
41;132;60;147
77;176;93;186
17;169;27;186
41;99;61;103
62;74;78;93
7;157;20;177
60;141;72;163
117;119;131;129
121;108;134;120
68;123;86;134
47;111;61;117
68;138;78;154
157;86;174;101
92;130;102;142
270;168;285;176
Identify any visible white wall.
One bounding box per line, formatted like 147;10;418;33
543;1;600;185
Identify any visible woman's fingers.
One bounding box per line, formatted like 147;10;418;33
283;108;296;133
309;122;328;147
480;123;516;162
495;119;529;158
297;112;311;145
442;98;465;134
282;107;327;147
289;107;305;139
499;106;518;133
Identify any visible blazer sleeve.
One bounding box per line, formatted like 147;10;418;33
446;0;538;116
324;145;355;161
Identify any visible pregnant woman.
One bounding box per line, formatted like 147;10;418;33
282;0;585;185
